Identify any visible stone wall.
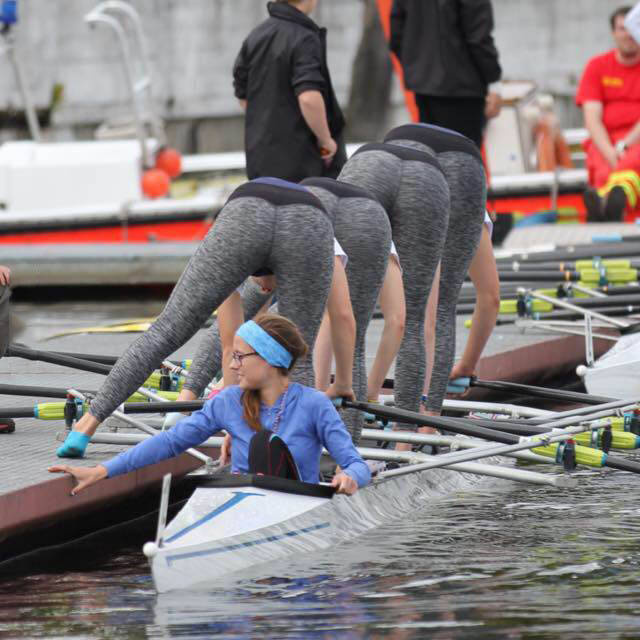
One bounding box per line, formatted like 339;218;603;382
0;0;630;149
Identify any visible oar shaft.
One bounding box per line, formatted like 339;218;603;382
470;378;614;405
7;343;112;375
526;290;630;328
0;383;95;398
120;400;204;413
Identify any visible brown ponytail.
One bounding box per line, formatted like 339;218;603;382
242;313;309;432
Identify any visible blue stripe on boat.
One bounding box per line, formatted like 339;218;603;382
165;522;331;567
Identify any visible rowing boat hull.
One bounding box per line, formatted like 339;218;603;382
148;466;499;592
583;333;640;398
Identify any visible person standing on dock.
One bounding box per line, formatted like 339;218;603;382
387;0;502;420
578;6;640;222
55;178;335;459
389;0;502;148
233;0;346;182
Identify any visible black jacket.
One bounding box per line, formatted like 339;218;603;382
233;2;346;182
389;0;501;98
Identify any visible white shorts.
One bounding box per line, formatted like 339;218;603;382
390;240;401;270
334;238;348;267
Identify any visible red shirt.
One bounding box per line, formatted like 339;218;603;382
576;50;640;140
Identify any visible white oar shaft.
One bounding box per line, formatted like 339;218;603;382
377;417;614;479
357;447;574;488
542;398;637;421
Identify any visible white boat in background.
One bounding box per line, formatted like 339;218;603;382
580;332;640;399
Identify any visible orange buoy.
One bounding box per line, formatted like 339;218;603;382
155;147;182;178
141;168;170;198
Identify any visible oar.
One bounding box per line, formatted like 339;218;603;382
437;415;640;451
0;391;183;421
381;374;614;406
339;399;640;475
465;305;640;327
4;344;185;392
496;241;640;264
453;376;614;405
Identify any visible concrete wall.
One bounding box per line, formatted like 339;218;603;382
0;0;630;148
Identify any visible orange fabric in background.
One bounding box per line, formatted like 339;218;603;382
375;0;419;122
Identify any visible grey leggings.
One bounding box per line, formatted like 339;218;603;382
339;144;450;416
384;125;486;412
304;179;391;443
89;185;333;422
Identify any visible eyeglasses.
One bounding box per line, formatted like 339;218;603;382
231;350;259;364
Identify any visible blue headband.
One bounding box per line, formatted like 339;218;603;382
236;320;293;369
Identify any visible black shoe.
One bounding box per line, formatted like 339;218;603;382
583;187;603;222
603;185;627;222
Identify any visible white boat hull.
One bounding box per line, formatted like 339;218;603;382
148;467;500;592
583;333;640;399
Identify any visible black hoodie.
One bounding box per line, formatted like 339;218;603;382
233;2;346;181
390;0;501;98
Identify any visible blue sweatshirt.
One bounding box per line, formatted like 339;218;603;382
103;383;371;488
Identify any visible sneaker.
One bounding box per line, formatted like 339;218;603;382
603;185;627;222
583;187;603;222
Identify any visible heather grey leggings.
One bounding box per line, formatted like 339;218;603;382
89;190;333;422
339;144;450;415
304;179;391;443
384;126;486;413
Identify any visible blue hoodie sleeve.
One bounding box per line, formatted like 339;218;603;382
103;394;225;477
313;394;371;488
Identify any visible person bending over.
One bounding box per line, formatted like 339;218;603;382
49;314;370;496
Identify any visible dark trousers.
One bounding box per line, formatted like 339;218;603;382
415;95;486;149
248;429;300;480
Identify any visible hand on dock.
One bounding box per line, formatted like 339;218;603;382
48;464;108;495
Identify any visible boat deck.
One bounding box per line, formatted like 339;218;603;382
0;306;613;558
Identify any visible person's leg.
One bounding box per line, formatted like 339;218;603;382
183;278;273;398
86;196;275;423
422;262;440;395
426;153;485;414
325;256;356;397
450;225;500;379
271;205;334;388
313;311;333;392
415;96;485;148
366;258;405;401
217;291;246;386
335;197;391;443
392;163;450;416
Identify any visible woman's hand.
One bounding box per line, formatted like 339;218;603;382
219;432;232;465
331;472;357;495
48;464;108;495
0;265;10;286
319;138;338;167
325;382;355;402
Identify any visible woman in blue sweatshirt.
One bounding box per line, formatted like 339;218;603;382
49;313;370;496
